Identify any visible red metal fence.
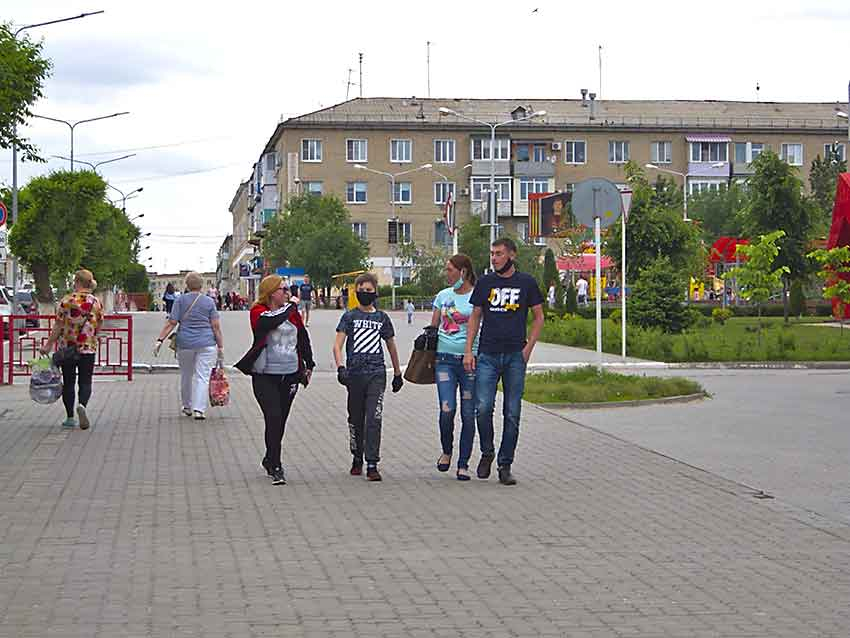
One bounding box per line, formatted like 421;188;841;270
2;314;133;385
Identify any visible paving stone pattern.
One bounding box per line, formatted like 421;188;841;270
0;374;848;637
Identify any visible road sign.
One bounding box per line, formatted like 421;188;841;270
572;178;622;229
0;201;7;227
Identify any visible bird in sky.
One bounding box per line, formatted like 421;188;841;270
531;8;539;13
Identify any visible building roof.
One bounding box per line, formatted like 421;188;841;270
278;96;847;133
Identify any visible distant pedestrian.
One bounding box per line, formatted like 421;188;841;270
576;276;589;306
299;275;315;326
235;275;315;486
464;238;545;486
405;299;415;324
39;269;105;429
333;272;403;481
154;271;224;420
289;279;300;300
162;283;176;315
547;283;556;309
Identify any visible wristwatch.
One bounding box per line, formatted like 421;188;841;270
156;339;163;344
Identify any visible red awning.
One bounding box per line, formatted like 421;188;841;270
557;255;614;271
710;236;749;263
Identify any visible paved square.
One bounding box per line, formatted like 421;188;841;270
1;373;848;637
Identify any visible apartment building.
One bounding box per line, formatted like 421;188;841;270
228;181;261;299
149;271;217;304
237;96;847;285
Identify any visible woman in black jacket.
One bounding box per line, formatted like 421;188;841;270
236;275;315;485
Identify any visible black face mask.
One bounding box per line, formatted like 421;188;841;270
495;258;514;275
356;291;378;306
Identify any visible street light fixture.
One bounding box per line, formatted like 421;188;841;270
106;183;144;215
354;162;434;309
52;152;136;172
8;10;105;304
646;163;692;221
427;163;472;254
32;111;130;171
129;213;145;222
439;106;546;246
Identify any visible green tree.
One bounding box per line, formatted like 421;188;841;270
8;170;108;302
742;150;817;321
397;242;449;296
457;218;490;276
122;262;150;293
687;182;748;243
565;281;578;314
724;230;789;320
627;256;690;333
262;194;368;290
543;248;558;289
81;201;141;288
807;245;850;331
513;237;544;290
809;146;847;234
606;162;702;281
0;24;52;162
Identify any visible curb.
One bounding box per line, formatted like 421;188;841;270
527;361;850;371
537;392;708;410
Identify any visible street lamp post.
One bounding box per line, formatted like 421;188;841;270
645;163;690;220
7;10;105;303
105;184;144;215
354;163;433;310
438;107;546;247
427;163;472;255
836;80;850;155
33;112;129;171
53;152;135;173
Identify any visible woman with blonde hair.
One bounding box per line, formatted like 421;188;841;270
40;269;105;429
235;275;315;485
154;271;224;420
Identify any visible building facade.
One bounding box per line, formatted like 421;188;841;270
215;234;233;294
239;96;847;285
149;271;217;308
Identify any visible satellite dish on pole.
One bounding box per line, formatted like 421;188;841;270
572;178;623;228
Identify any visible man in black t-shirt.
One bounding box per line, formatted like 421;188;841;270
464;238;545;485
299;275;315;326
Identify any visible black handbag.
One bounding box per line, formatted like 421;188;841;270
52;312;90;367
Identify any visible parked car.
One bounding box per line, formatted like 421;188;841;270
13;290;40;328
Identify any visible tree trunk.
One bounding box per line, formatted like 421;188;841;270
782;276;789;323
31;263;54;305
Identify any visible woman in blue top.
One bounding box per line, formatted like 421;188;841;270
429;254;478;481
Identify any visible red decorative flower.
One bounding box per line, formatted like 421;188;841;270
70;308;81;318
77;333;88;344
80;302;92;312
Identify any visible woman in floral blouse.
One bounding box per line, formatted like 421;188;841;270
40;269;104;429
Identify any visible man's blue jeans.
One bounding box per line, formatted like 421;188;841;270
435;353;476;469
474;351;527;467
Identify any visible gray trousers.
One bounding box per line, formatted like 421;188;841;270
346;373;386;464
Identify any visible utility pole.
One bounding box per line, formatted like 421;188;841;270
426;41;431;98
358;52;363;98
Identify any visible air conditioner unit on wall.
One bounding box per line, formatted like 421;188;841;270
551;142;562;151
461;187;470;196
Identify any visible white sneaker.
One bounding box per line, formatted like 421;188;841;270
193;410;206;420
182;407;192;417
76;405;90;430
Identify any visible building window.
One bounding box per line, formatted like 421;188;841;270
735;142;765;164
471;177;511;202
351;222;368;240
519;177;549;201
434;221;449;246
390;139;412;163
472;138;510;161
265;153;277;170
608;140;630;164
434;181;456;204
824;143;846;162
393;182;412;204
301;139;322;162
689;181;726;195
690;142;728;163
346;139;367;162
516;222;547;246
564;140;586;164
780;143;803;166
650;141;672;164
398;222;412;244
515;143;546;162
346;181;367;203
434;139;455;163
303;181;323;195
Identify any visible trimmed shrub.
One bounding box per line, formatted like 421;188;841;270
627;257;690;333
712;308;733;324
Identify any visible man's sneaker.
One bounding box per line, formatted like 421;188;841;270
193;410;205;420
182;407;193;417
270;467;286;485
262;458;275;477
61;417;77;428
350;461;363;476
476;454;495;479
366;466;382;482
76;405;90;430
498;465;517;486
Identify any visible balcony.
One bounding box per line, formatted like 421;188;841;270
732;162;755;176
513;160;555;178
470;200;512;218
471;159;510;176
688;162;729;178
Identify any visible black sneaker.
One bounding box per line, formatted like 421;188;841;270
477;454;495;479
498;465;517;486
270;467;286;485
366;466;382;482
350;460;363;476
261;458;275;477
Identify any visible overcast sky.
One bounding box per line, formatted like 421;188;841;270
3;0;849;275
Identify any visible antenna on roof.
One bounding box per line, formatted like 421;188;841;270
346;68;359;101
756;82;760;102
359;52;364;98
426;41;432;98
598;45;603;100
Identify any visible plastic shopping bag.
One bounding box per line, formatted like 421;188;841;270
209;365;230;407
29;357;63;405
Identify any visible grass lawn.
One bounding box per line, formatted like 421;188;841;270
523;367;704;404
540;315;850;362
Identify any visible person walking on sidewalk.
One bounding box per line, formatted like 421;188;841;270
429;254;478;481
39;269;104;429
333;272;404;482
299;275;315;326
464;238;545;485
235;275;315;486
162;283;176;315
154;271;224;420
